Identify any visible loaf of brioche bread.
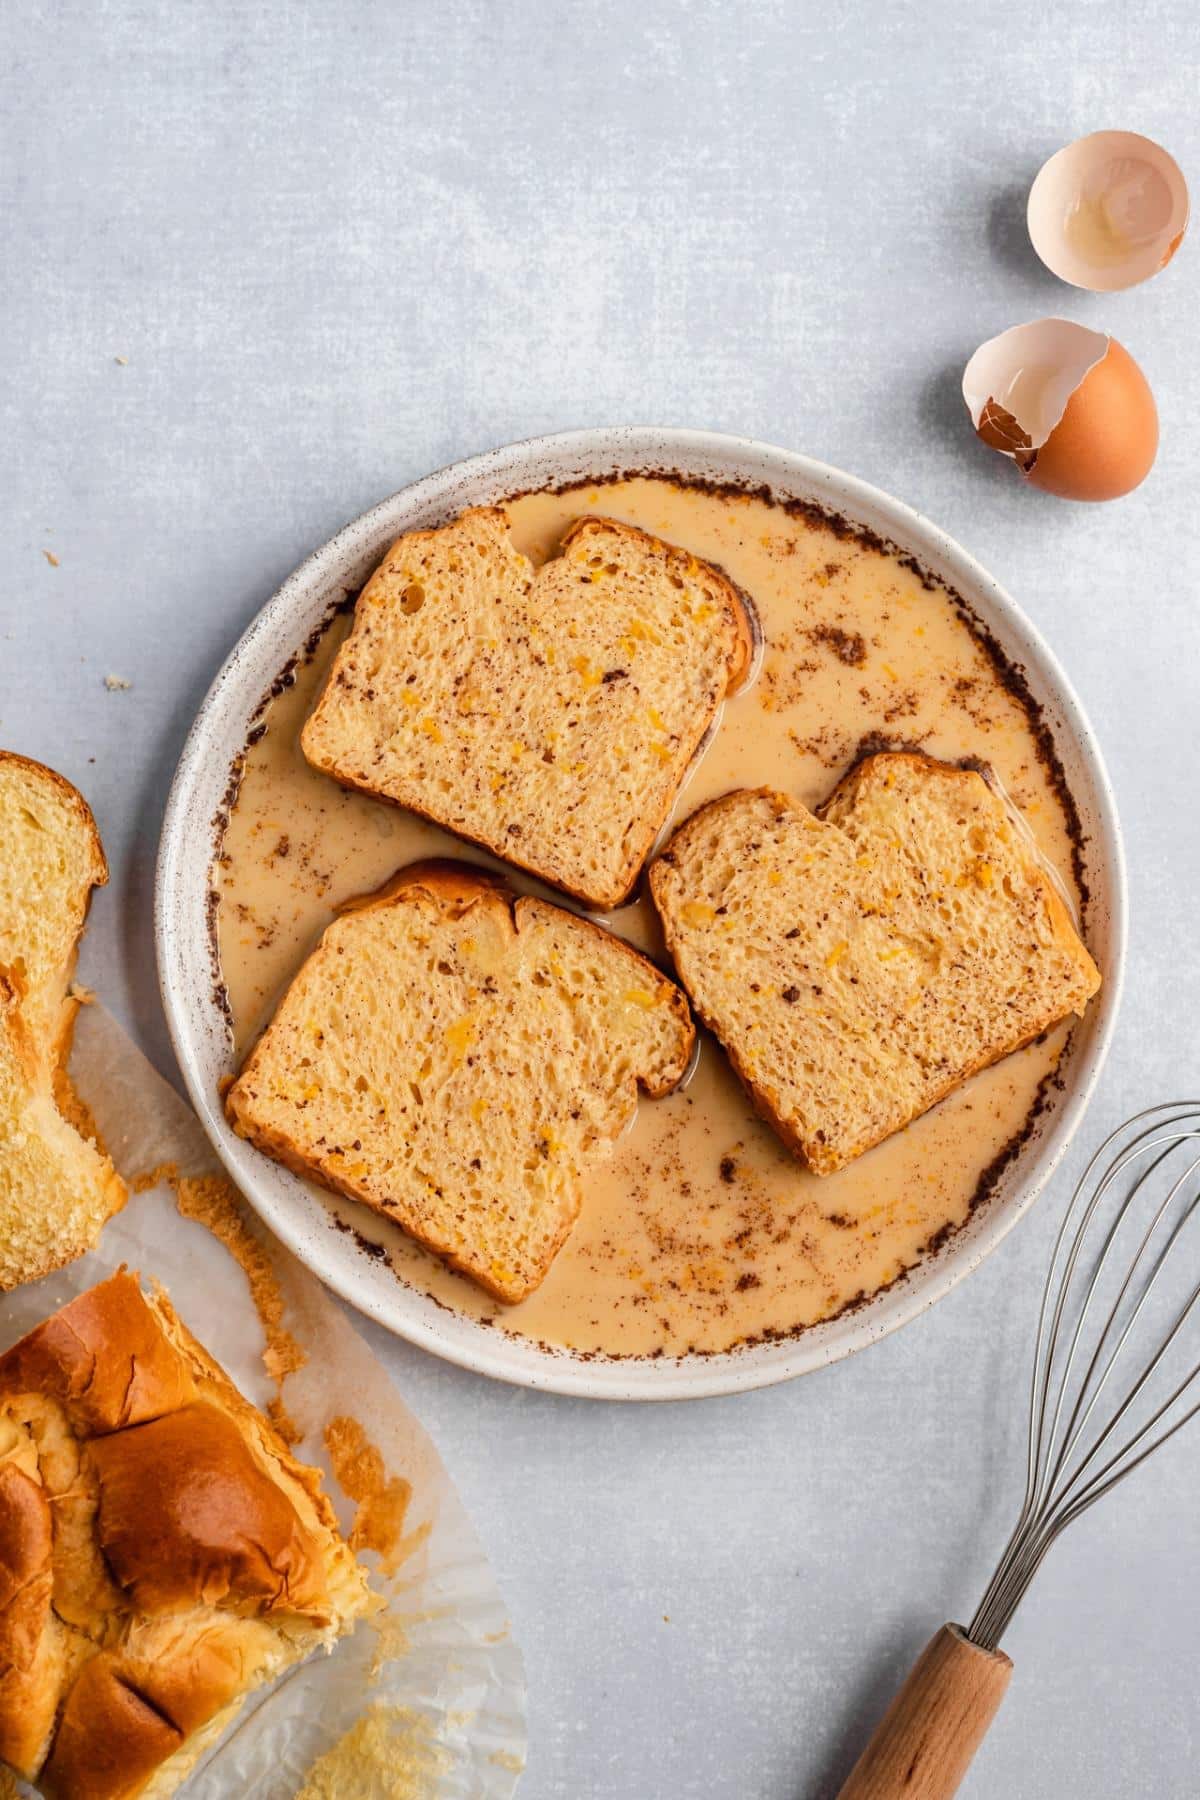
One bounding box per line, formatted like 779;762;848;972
300;508;753;908
650;753;1100;1174
226;860;695;1302
0;1271;371;1799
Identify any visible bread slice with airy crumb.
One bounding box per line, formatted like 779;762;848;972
225;861;695;1301
649;753;1100;1176
300;508;753;908
0;753;125;1289
0;751;109;1062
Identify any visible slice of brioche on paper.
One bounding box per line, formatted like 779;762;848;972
0;752;125;1288
226;861;695;1302
300;508;753;907
650;752;1100;1176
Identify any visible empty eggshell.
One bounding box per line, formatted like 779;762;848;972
1028;131;1189;291
962;318;1158;502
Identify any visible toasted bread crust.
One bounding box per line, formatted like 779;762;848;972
335;856;510;919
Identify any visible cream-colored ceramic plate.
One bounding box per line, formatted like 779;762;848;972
156;429;1126;1399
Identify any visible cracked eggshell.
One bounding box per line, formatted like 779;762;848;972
1028;131;1189;292
963;319;1158;503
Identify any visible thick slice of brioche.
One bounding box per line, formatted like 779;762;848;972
0;1272;372;1800
0;751;108;1060
300;508;752;907
650;753;1100;1175
0;978;127;1291
226;861;695;1302
0;754;125;1289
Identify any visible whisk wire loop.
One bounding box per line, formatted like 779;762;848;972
968;1104;1200;1652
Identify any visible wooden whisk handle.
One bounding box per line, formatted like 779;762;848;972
836;1623;1012;1800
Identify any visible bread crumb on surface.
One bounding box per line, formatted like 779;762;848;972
42;549;59;566
114;354;129;365
103;673;131;690
293;1704;449;1800
368;1609;412;1679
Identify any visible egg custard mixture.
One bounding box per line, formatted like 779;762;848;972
215;475;1090;1359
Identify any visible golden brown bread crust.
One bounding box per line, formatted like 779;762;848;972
335;856;510;920
90;1403;327;1618
0;1274;370;1798
0;1273;195;1435
0;1464;59;1777
0;1465;52;1672
39;1613;286;1800
41;1653;183;1800
141;1291;349;1554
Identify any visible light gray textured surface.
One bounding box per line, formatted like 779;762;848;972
2;4;1198;1795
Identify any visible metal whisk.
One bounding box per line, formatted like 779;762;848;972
839;1105;1200;1800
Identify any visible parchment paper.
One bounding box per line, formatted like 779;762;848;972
0;1004;527;1798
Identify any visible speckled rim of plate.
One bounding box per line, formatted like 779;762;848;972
156;428;1127;1401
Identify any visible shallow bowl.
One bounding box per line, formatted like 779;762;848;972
156;428;1126;1399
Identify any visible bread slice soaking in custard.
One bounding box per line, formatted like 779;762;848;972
300;507;753;909
226;861;696;1301
650;752;1100;1175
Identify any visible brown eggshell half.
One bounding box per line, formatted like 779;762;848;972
1027;339;1158;501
